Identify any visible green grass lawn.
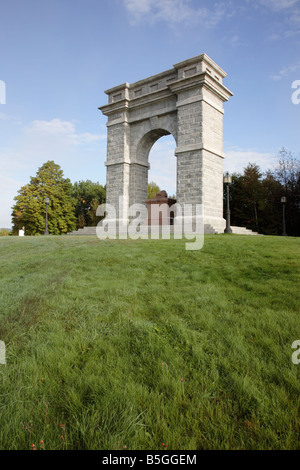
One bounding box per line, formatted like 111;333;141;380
0;234;299;450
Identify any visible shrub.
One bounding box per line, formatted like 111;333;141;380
0;229;10;236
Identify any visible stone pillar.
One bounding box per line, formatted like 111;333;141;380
129;163;149;209
169;55;233;232
102;84;131;221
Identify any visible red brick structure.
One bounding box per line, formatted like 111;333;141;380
145;191;176;225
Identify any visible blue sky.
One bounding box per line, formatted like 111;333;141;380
1;0;300;227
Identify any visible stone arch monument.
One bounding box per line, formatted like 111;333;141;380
99;54;233;233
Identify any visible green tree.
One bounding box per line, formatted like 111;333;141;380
72;180;106;228
148;181;161;199
226;151;300;236
226;164;264;233
242;163;264;233
11;161;77;235
225;172;245;228
260;171;283;235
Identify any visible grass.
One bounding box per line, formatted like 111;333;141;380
0;234;299;450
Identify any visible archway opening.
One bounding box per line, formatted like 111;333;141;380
148;134;177;200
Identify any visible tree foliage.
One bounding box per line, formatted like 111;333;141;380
71;180;106;228
11;161;77;235
226;149;300;236
148;181;161;199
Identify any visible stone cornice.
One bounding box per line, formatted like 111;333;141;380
99;59;233;118
99;99;129;116
175;144;225;159
168;72;233;103
173;53;227;79
105;159;150;168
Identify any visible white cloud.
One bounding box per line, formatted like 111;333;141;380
223;148;277;174
0;174;25;228
123;0;234;27
0;112;9;121
0;118;107;228
0;112;22;125
26;118;106;147
223;33;246;47
259;0;299;11
270;61;300;80
258;0;300;37
17;118;106;169
28;118;75;136
228;34;240;45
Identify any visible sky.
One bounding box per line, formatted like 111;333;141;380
0;0;300;227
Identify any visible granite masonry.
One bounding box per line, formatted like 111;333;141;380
99;54;233;234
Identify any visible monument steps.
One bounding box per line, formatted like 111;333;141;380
67;224;258;236
67;227;97;235
230;226;259;235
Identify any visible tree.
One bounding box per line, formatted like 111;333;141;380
148;181;161;199
260;171;283;235
226;150;300;236
226;164;264;233
273;148;300;236
11;161;77;235
274;148;300;192
243;163;264;233
224;172;244;227
71;180;106;228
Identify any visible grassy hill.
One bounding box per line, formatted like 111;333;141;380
0;234;299;450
